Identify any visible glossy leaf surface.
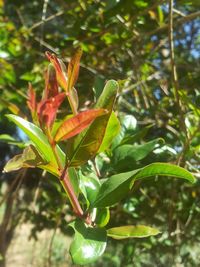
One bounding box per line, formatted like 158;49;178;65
93;170;138;207
69;220;107;265
93;163;196;207
95;207;110;227
6;114;65;172
107;225;160;239
55;109;107;142
134;163;196;183
79;173;101;207
98;111;120;153
66;80;118;166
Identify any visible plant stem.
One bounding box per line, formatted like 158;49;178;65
60;168;83;217
47;129;83;217
67;91;78;115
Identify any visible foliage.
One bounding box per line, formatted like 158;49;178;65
2;50;196;265
0;0;200;266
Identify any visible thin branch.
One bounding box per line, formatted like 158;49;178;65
169;0;189;167
29;10;64;31
147;10;200;38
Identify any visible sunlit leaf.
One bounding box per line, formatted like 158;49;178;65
6;114;65;172
66;80;119;166
43;63;59;99
37;92;65;129
93;163;196;207
79;173;101;207
46;52;68;92
69;220;107;265
107;225;160;239
3;145;47;172
95;207;110;227
55;109;107;142
67;47;82;91
98;111;120;153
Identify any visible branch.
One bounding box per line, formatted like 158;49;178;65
29;10;64;31
147;10;200;37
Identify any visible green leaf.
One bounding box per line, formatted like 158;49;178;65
68;168;80;196
6;114;65;175
93;163;196;207
134;163;196;183
107;225;160;240
98;111;121;153
95;207;110;227
69;220;107;265
93;170;138;207
79;172;101;207
112;138;164;171
66;80;118;166
120;124;153;145
3;145;47;172
0;134;26;148
111;114;137;149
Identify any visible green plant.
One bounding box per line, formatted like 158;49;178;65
3;49;196;265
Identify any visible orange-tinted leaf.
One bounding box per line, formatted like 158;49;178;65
67;47;82;91
43;64;59;99
38;92;65;129
45;52;68;92
27;83;36;112
54;109;107;142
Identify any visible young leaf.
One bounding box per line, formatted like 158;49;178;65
69;87;79;112
66;80;119;166
69;220;107;265
3;145;47;173
67;47;82;91
5;114;65;169
54;109;107;142
43;64;59;99
107;225;160;240
27;83;37;115
93;163;196;207
37;92;65;130
46;52;68;92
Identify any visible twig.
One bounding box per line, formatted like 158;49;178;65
29;10;64;31
169;0;189;166
147;10;200;38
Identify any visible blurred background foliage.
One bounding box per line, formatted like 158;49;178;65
0;0;200;266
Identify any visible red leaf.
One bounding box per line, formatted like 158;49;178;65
67;47;82;91
45;52;68;92
38;92;65;130
27;83;37;113
54;109;108;142
43;64;59;99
